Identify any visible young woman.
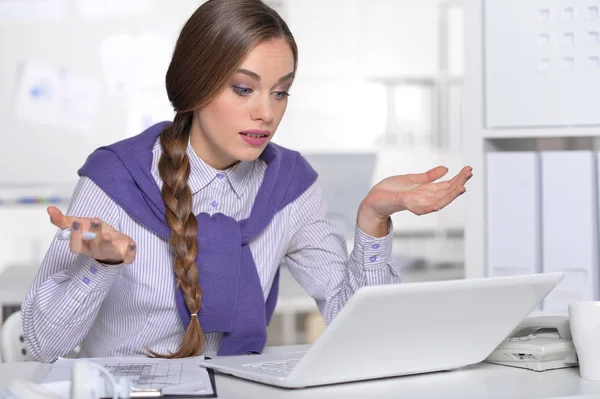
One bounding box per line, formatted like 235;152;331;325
22;0;472;362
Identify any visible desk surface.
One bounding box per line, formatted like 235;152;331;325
2;346;600;399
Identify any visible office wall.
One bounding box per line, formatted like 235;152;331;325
0;0;466;346
277;0;463;152
0;0;203;189
0;0;465;273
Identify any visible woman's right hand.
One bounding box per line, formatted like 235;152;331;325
48;206;137;265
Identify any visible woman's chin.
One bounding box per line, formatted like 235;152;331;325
234;144;270;162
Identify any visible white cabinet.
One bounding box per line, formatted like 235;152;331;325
463;0;600;312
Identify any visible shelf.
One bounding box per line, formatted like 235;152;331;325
462;0;600;288
483;127;600;140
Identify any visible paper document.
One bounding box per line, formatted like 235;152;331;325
45;356;214;396
14;62;100;132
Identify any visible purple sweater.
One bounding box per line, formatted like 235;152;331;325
78;121;318;355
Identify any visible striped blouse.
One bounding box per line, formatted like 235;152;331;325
22;138;401;362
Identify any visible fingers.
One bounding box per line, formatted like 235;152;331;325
415;166;473;214
48;206;73;229
96;231;120;262
434;166;473;192
425;166;449;183
452;166;473;186
88;217;104;260
90;232;137;265
87;219;136;264
449;166;473;196
56;213;135;265
406;166;448;184
450;166;473;186
123;242;137;265
69;220;84;254
432;169;472;208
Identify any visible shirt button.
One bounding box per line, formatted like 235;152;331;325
216;173;225;180
371;243;380;250
211;200;218;208
369;255;377;263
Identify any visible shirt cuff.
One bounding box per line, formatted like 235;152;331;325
353;217;394;268
70;254;123;292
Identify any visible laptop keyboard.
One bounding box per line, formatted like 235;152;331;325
243;358;301;374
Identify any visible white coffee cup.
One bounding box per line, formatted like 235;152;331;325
568;301;600;380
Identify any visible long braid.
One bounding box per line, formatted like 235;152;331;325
145;0;299;358
149;111;204;358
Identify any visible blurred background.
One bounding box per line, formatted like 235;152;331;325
0;0;466;346
5;0;597;349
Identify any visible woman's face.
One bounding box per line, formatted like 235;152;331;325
191;38;295;170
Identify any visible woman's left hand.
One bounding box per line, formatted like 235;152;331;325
357;165;473;237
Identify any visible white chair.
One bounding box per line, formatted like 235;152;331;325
0;311;35;362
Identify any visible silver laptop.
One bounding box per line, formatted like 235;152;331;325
302;152;377;237
199;273;564;388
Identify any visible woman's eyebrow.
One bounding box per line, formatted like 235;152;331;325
237;68;295;83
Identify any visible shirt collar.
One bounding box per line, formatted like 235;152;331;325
185;139;253;198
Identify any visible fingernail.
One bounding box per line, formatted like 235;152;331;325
73;221;80;231
91;222;100;229
129;244;136;252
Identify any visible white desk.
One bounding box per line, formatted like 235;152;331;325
2;346;600;399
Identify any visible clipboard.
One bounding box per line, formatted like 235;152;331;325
103;367;218;398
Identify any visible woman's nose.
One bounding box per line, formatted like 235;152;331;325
250;94;274;124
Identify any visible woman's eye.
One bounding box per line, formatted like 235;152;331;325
233;86;253;96
274;91;290;99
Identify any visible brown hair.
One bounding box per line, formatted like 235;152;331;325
150;0;298;358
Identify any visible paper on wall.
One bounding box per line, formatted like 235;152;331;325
0;0;67;22
14;62;101;132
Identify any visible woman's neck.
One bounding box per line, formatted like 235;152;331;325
189;125;239;171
